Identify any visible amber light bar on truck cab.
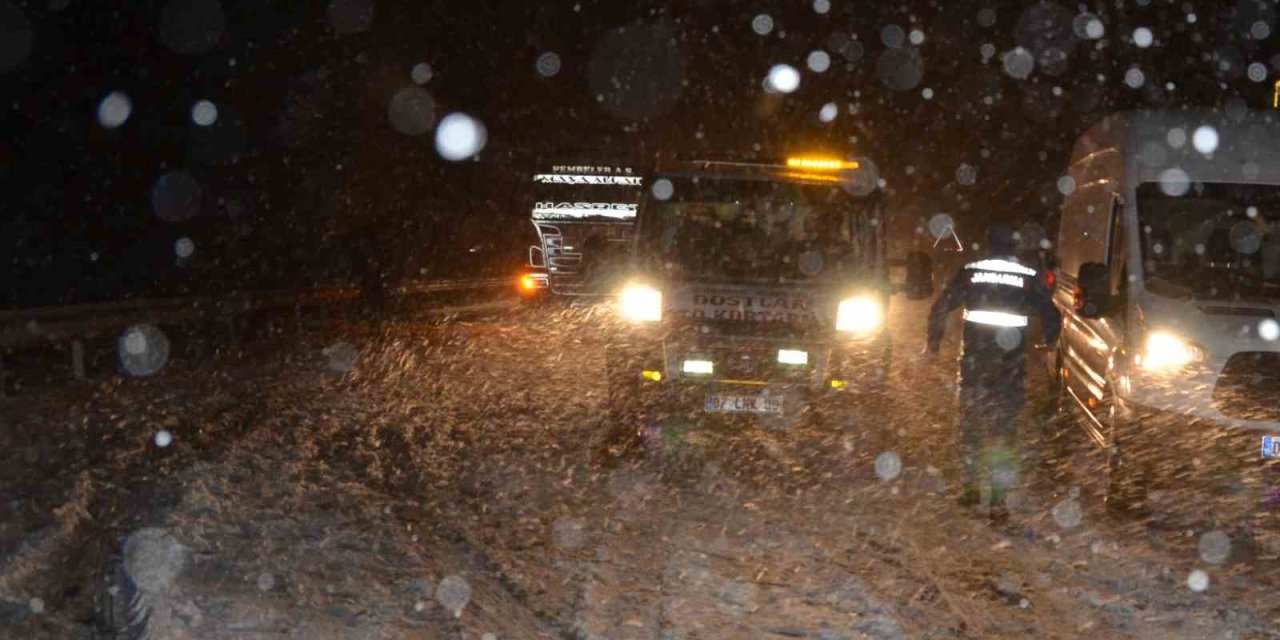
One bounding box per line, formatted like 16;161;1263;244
785;156;860;171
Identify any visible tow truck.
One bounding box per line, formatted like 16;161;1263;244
518;163;643;300
604;155;931;445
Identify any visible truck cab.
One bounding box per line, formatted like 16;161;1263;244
519;164;643;299
605;156;893;441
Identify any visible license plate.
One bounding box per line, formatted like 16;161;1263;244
1263;436;1280;460
705;394;783;415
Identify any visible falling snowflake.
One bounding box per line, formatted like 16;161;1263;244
536;52;561;77
880;24;906;48
751;14;774;36
1002;47;1034;79
1133;27;1154;48
1051;498;1083;529
807;50;831;73
765;64;800;93
651;178;674;200
1187;569;1209;592
97;91;132;128
118;324;171;377
191;99;218;126
1123;67;1145;89
874;452;902;482
174;236;195;258
1260;319;1280;341
411;62;432;84
437;575;472;618
1192;125;1219;154
1158;167;1190;197
818;102;838;123
1198;530;1231;565
435;113;487;161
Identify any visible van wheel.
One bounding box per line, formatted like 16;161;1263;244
1037;359;1075;472
1104;405;1150;516
1052;357;1069;416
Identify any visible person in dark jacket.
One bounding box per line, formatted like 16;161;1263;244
924;223;1062;521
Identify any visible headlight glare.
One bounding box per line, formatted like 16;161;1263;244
1140;331;1197;371
835;295;883;334
619;284;662;323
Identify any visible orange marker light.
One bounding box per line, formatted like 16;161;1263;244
786;157;860;171
519;274;538;291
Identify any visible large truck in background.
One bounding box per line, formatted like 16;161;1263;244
519;163;644;299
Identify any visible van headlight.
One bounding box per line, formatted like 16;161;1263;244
619;283;663;323
1138;331;1201;371
835;295;883;335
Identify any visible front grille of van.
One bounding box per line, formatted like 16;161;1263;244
1212;352;1280;421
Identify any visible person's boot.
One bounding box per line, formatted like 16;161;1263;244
988;489;1011;527
987;504;1011;527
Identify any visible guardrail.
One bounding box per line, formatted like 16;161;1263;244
0;277;514;389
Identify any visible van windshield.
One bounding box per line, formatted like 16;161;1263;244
1137;182;1280;302
638;175;878;283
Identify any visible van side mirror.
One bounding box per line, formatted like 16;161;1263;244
1074;262;1111;318
904;251;934;300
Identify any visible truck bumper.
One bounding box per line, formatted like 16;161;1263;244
607;332;890;426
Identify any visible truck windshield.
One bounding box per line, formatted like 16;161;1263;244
1138;182;1280;302
639;175;876;283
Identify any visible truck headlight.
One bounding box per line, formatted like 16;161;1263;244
835;295;883;335
619;283;662;323
1139;331;1200;371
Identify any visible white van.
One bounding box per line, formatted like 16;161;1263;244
1052;109;1280;514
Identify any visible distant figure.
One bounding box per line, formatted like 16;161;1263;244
354;224;386;314
923;223;1063;524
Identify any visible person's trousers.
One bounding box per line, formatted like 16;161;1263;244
958;383;1024;505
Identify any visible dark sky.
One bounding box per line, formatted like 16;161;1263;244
1;0;1276;306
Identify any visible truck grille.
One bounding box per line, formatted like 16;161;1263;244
1212;352;1280;421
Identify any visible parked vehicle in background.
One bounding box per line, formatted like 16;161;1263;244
1051;109;1280;516
518;163;643;300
